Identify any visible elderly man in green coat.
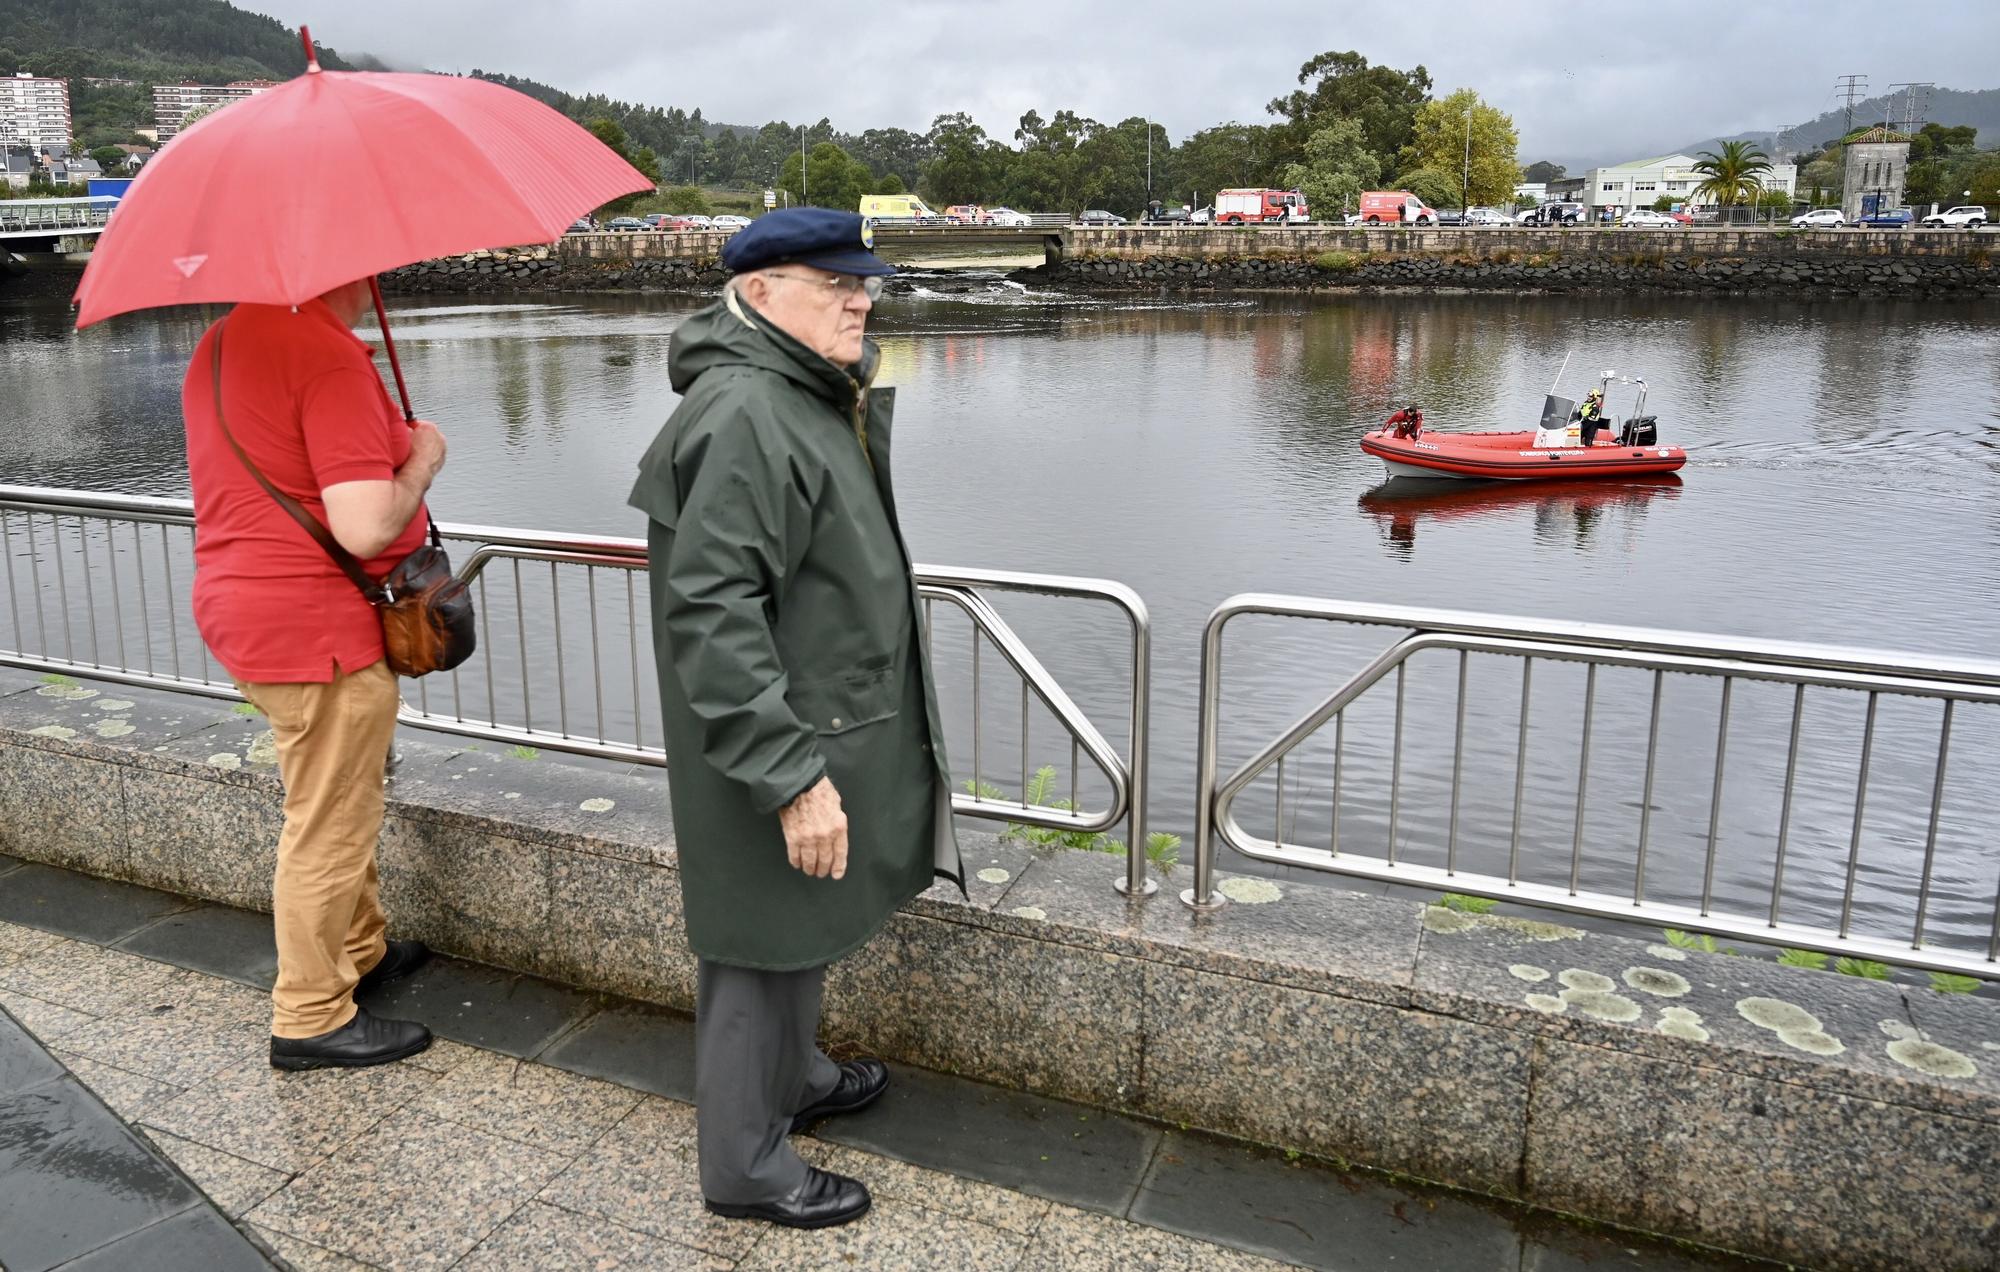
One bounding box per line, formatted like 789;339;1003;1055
629;208;961;1230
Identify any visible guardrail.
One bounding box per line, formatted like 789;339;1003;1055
0;485;1153;894
1186;595;2000;978
0;196;117;236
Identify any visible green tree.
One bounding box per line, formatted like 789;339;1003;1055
1278;118;1379;218
1651;194;1676;211
1266;50;1432;176
1690;140;1772;208
920;112;995;205
659;185;711;215
1397;89;1519;208
780;140;873;210
1395;167;1462;212
1908;122;1976;163
848;127;931;190
1522;160;1566;184
585;118;661;215
88;144;125;173
872;170;906;195
1176;123;1282;205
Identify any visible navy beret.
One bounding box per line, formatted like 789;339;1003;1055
721;208;895;277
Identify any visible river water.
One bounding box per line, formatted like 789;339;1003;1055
4;274;1999;956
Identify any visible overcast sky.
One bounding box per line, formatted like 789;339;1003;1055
246;1;1997;169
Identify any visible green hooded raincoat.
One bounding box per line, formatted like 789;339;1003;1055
629;291;962;970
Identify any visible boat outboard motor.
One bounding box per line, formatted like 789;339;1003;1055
1534;394;1576;448
1620;416;1659;446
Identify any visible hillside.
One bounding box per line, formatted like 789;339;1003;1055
0;0;360;82
1682;86;2000;159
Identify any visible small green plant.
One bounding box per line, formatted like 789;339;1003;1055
1927;972;1982;995
1835;957;1892;981
1777;948;1829;970
967;765;1179;876
1772;228;1796;241
1433;893;1498;914
1313;249;1361;272
507;745;540;760
1663;928;1738;956
231;702;262;716
38;672;75;686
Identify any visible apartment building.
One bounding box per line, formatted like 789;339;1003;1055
0;73;73;152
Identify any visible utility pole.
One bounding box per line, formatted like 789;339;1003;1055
1461;101;1473;213
1833;74;1867;140
799;126;807;205
1145;116;1152;202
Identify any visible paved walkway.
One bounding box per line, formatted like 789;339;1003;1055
0;854;1781;1272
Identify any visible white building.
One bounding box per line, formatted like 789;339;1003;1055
0;74;73;153
153;81;277;144
1582;153;1798;214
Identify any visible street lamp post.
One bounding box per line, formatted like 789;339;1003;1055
1461;102;1472;215
799;126;807;205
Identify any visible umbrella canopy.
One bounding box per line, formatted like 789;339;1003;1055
73;44;652;329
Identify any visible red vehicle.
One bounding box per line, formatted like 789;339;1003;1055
942;204;985;224
1357;190;1437;225
1214;187;1309;225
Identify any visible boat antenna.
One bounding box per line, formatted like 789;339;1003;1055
1548;351;1574;396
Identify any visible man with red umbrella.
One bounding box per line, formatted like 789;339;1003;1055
72;33;654;1070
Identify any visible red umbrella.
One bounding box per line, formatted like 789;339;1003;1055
73;27;652;416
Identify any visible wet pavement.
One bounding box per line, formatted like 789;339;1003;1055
0;852;1790;1271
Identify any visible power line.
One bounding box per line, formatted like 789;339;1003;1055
1833;74;1868;139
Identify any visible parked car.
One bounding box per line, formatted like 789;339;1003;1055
681;215;713;229
1076;209;1126;226
1435;207;1465;226
1622;210;1682;228
1791;208;1847;229
1188;205;1213;224
941;204;985;224
1922;205;1989;229
1667;210;1694;225
641;213;672;229
1462;207;1512;227
982;206;1033;227
566;217;596;233
1521;201;1586;227
605;216;648;232
1856;207;1914;229
1142;205;1192;225
710;214;752;229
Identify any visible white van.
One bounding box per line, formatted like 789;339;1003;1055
859;194;937;224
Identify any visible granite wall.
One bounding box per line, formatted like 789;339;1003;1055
0;670;1993;1272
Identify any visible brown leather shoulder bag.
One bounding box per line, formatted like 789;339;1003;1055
209;324;476;678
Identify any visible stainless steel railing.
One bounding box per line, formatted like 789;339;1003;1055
1186;595;2000;977
0;197;117;236
0;485;1152;892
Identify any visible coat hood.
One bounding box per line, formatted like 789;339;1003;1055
667;289;879;402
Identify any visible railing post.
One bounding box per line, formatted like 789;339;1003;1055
1183;604;1228;912
1113;592;1155;898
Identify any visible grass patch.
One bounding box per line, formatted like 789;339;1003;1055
964;765;1182;877
507;745;540;760
1663;928;1738;956
1313;249;1362;272
1835;957;1892;981
1776;948;1829;969
1433;893;1497;914
38;672;75;686
1927;972;1982;995
231;702;262;716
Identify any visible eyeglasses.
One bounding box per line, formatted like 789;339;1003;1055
763;271;884;302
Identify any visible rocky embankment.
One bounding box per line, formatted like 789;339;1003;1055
381;246;726;294
1030;249;1998;298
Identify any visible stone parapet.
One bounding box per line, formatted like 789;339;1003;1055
0;669;1993;1271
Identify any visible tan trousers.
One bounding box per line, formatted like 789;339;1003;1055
237;661;399;1038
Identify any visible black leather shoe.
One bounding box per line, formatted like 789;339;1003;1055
705;1167;871;1229
789;1058;889;1133
270;1008;432;1071
356;940;431;994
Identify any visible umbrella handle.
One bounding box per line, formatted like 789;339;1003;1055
368;276;416;424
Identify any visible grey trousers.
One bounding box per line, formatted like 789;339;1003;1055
694;958;842;1204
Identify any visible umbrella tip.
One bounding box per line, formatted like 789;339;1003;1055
300;25;322;73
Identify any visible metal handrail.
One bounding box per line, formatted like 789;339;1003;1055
1186;593;2000;977
0;484;1153;893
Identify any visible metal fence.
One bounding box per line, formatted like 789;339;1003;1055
0;197;117;237
1186;595;2000;978
0;484;1153;893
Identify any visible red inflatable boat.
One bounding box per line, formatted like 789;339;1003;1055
1360;374;1688;482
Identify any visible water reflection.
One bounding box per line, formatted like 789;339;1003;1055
1357;477;1683;558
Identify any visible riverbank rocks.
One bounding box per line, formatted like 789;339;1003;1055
381;246;725;295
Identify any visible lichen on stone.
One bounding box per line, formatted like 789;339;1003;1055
93;699;135;712
93;720;135;738
976;867;1011;885
1508;965;1550;983
206;752;242;770
1524;993;1566;1015
579;798;615;813
1779;1028;1845;1056
1558;969;1616;995
1421;907;1476;934
1218;877;1282;905
246;730;278;766
35;684;97;700
503;791;522;800
1009;906;1047;922
1737;997;1820;1034
1879;1019;1919;1042
1886;1038;1977;1079
1622;967;1692;998
28;724;77;739
1645;944;1689;962
1561;989;1643;1022
1657;1007;1710;1042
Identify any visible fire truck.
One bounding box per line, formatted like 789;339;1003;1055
1213;188;1310;225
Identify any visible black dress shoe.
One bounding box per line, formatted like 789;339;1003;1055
705;1167;871;1229
790;1058;889;1133
356;940;431;994
270;1007;432;1071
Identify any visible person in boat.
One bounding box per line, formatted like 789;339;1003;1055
1386;405;1423;439
1574;388;1607;446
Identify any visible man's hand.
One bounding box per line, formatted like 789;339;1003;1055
403;419;447;484
779;777;848;880
322;420;447;559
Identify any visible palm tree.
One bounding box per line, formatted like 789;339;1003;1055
1691;141;1773;208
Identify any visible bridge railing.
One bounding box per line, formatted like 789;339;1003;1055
0;484;1154;895
0;197;117;235
1184;595;2000;977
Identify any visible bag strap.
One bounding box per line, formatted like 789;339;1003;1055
210;322;393;604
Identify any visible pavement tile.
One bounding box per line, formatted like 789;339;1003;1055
1019;1203;1297;1271
142;1124;292;1219
0;939;184;1017
0;987;98;1041
51;1050;186;1122
0;1006;65;1095
248;1222;381;1270
54;974;269;1088
248;1110;569;1272
1130;1129;1521;1272
354;958;598;1058
1521;1224;1783;1271
738;1194;1030;1271
822;1143;1053;1235
401;1036;481;1076
457;1200;728;1272
142;1052;440;1174
535;1096;759;1260
0;1078;205;1272
0;919;69;970
0;860;189;943
535;998;697;1101
115;904;279;989
408;1049;642;1157
51;1204;276;1272
810;1062;1160;1213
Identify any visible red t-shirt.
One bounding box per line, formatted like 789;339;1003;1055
183;301;427;684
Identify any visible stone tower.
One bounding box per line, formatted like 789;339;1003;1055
1841;127;1911;221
